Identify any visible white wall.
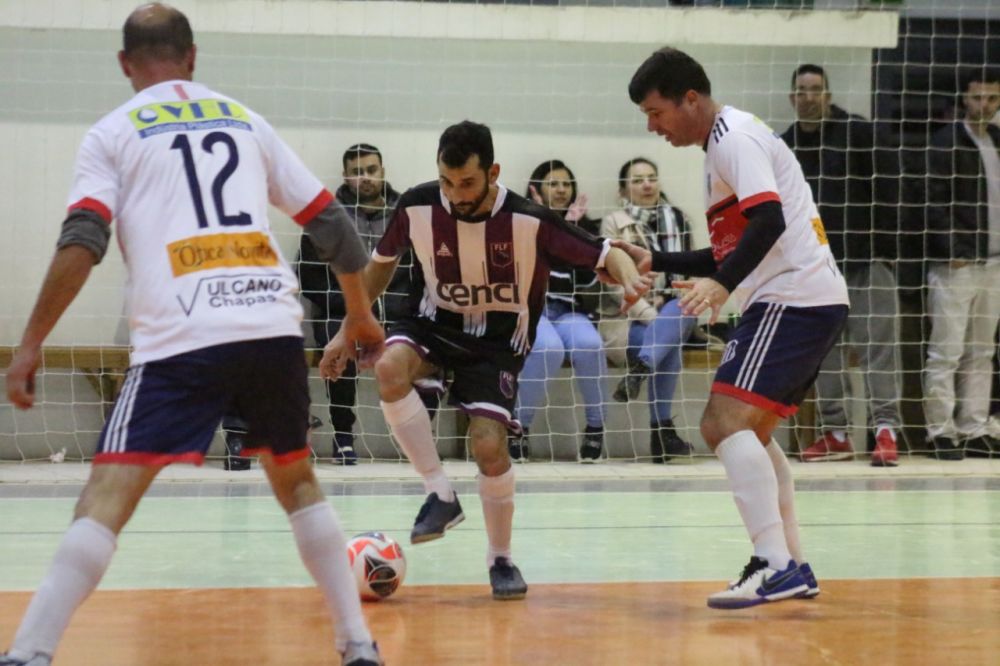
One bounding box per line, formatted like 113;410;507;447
0;6;881;460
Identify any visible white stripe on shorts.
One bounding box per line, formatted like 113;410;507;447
106;364;144;454
734;303;784;392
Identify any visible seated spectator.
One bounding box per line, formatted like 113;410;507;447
599;157;697;463
781;63;903;467
508;160;608;462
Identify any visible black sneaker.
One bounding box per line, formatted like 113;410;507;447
508;430;529;462
929;436;964;461
410;492;465;544
649;428;665;464
223;430;252;471
489;557;528;600
578;427;604;463
332;432;358;466
613;359;651;402
964;435;1000;458
341;641;382;666
660;422;694;462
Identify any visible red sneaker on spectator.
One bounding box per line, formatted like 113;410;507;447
800;432;853;462
871;429;899;467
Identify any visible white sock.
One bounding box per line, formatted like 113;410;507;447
875;425;896;440
715;431;790;570
9;518;116;660
382;390;453;502
289;502;371;652
830;429;847;443
765;439;804;563
478;467;515;567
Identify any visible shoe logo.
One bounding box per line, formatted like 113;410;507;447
436;242;453;257
758;566;799;595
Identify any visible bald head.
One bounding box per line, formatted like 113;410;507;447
122;3;193;64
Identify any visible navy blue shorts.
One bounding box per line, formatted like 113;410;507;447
386;317;524;430
713;302;848;416
95;336;311;466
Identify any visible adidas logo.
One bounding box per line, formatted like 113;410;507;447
436;242;453;257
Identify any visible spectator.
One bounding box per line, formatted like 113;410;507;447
781;64;903;467
599;157;698;463
508;160;608;462
923;67;1000;460
296;143;439;464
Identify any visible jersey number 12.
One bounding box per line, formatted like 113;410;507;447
171;131;252;228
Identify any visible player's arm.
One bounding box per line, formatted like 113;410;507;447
362;255;402;303
601;246;653;312
7;211;110;409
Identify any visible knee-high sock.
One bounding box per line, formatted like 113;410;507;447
715;431;790;570
382;389;453;502
766;438;804;562
290;502;371;652
478;467;515;566
9;518;116;660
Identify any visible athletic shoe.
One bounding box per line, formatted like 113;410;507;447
929;436;964;461
410;492;465;544
706;557;808;609
800;432;853;462
332;432;358;466
797;562;820;598
0;654;51;666
871;429;899;467
222;429;252;471
964;435;1000;459
649;427;665;464
578;428;604;463
489;557;528;600
341;641;382;666
508;430;529;462
613;359;651;402
660;422;694;463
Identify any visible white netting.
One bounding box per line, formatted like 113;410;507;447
1;1;997;465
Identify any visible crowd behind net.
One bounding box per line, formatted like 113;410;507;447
0;0;998;466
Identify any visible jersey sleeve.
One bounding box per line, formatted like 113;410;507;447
66;127;117;223
538;212;610;270
253;114;332;225
373;198;412;263
714;130;782;213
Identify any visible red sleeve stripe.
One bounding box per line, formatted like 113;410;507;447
738;191;781;212
68;197;112;224
293;189;335;226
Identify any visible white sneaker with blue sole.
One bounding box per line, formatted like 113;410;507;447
707;556;809;609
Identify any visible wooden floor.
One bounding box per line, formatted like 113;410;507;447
2;579;998;665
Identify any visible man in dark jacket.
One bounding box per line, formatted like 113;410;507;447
922;68;1000;460
781;64;903;467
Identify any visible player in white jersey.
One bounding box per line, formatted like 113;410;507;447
2;5;382;665
617;47;849;609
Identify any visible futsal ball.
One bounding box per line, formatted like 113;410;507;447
346;531;407;601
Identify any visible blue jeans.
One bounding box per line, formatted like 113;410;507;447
627;298;697;426
516;302;607;430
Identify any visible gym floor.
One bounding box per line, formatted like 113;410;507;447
1;458;998;665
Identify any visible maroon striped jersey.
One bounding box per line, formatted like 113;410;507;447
373;182;609;354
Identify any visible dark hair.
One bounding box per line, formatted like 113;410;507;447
342;143;382;170
959;66;1000;95
790;64;830;90
618;157;658;190
437;121;494;171
628;47;711;105
525;160;578;207
122;3;193;63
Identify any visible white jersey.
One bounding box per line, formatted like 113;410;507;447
68;80;330;364
704;106;848;309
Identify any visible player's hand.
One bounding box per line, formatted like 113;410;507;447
6;346;40;409
673;278;729;324
609;239;653;275
619;273;656;313
319;328;351;381
340;311;386;370
565;193;589;223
